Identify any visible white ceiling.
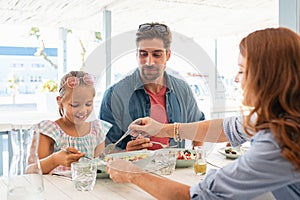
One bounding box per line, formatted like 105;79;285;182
0;0;279;39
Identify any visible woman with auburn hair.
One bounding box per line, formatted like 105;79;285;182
107;27;300;200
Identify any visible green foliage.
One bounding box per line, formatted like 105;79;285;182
94;32;102;41
41;80;58;92
7;75;19;89
29;27;41;39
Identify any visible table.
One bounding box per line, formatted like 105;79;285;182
0;145;222;200
0;167;211;200
0;144;275;200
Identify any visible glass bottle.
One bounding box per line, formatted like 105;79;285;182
193;146;207;175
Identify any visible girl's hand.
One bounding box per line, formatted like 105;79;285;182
54;147;85;167
129;117;164;137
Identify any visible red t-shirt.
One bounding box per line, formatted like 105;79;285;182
145;86;169;150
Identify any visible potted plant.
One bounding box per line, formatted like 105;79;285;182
37;79;58;113
41;79;58;92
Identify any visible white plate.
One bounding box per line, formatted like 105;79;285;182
105;150;154;162
218;147;241;159
96;150;154;178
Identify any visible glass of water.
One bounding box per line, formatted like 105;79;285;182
154;149;177;175
71;160;97;191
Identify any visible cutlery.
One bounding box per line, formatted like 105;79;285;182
151;141;178;148
99;129;133;159
61;148;93;160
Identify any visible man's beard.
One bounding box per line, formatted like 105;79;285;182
141;64;163;81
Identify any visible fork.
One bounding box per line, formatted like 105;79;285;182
99;129;133;159
61;148;93;160
151;141;178;148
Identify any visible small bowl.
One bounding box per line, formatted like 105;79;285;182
176;159;195;168
175;148;196;168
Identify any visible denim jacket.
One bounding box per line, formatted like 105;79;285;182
99;69;205;149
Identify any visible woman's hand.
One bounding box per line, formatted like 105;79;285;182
107;159;145;183
129;117;165;137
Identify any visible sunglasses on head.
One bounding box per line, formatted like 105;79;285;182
138;49;166;59
59;74;95;92
138;23;168;32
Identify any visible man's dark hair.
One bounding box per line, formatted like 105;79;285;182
136;22;172;50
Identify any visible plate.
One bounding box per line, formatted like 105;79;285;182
175;148;196;168
96;150;153;178
218;147;241;159
105;150;154;162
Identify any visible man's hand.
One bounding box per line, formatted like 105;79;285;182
126;136;153;151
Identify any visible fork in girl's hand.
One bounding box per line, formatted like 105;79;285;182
61;148;93;160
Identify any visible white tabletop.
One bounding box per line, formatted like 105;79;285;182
0;167;207;200
0;143;275;200
0;145;222;200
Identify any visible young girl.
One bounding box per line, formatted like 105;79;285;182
34;71;110;174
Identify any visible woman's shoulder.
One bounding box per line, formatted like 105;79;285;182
252;130;279;145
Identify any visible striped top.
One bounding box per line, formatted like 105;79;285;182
35;119;111;172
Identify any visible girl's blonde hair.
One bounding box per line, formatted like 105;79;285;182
58;70;95;116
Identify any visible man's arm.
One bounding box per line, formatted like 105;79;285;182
99;88;128;149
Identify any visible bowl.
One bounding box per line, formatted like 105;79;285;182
175;148;196;168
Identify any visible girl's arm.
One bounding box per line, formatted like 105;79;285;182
38;134;58;174
38;134;85;174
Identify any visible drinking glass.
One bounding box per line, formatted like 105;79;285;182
193;146;207;175
150;149;177;175
7;125;44;200
71;160;97;191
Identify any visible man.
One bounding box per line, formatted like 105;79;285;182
100;22;205;151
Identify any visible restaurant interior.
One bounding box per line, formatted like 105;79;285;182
0;0;299;199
